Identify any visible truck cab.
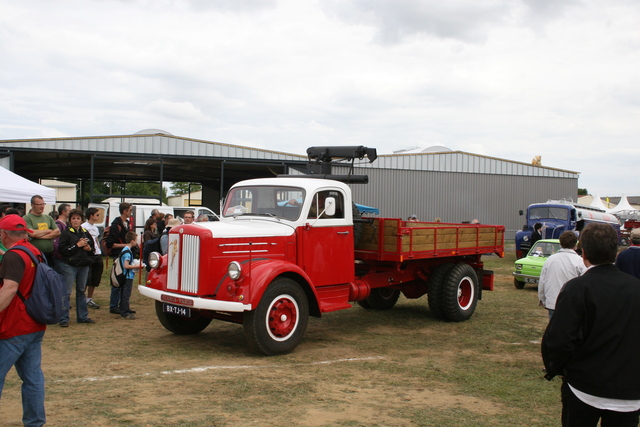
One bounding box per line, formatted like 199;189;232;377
139;177;358;355
515;200;620;258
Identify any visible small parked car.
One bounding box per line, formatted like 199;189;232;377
513;239;561;289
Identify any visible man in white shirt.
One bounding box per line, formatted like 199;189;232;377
538;231;585;319
82;207;103;309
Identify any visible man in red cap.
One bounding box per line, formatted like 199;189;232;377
0;214;47;426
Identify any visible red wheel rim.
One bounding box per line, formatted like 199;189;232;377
458;277;474;310
267;294;299;341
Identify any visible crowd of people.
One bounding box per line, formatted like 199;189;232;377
0;197;207;425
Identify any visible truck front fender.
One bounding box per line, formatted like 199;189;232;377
243;259;322;317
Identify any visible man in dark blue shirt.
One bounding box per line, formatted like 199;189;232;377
616;228;640;279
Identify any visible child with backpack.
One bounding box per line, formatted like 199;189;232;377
114;231;139;320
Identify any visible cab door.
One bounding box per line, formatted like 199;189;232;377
299;190;354;286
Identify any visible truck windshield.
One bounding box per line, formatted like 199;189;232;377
223;186;305;220
529;207;569;221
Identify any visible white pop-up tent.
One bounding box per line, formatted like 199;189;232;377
590;194;609;211
0;166;56;204
608;194;637;214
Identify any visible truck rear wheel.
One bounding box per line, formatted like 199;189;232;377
427;263;454;319
243;278;309;356
443;264;479;322
155;301;212;335
357;288;400;310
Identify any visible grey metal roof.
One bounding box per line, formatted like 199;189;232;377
358;150;579;178
0;133;307;162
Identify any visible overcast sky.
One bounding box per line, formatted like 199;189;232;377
1;0;638;198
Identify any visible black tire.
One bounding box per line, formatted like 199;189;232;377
356;299;372;309
442;264;479;322
427;263;454;319
513;277;526;289
357;288;400;310
243;278;309;356
155;301;212;335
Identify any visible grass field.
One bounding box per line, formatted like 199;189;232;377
1;250;563;426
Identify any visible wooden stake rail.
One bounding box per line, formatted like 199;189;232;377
355;218;505;262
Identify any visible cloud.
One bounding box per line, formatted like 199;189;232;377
321;0;513;44
143;100;208;121
1;0;640;196
185;0;276;13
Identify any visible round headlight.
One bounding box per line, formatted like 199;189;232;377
228;261;242;280
149;252;162;269
523;236;529;242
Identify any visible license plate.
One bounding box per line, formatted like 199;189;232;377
163;303;192;317
525;277;538;284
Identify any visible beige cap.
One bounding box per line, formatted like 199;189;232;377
166;218;182;228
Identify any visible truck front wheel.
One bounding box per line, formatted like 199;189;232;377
442;264;479;322
155;301;212;335
243;278;309;356
357;288;400;310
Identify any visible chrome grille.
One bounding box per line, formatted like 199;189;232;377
181;234;200;293
167;233;200;293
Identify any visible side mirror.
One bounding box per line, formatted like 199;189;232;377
323;197;336;217
519;210;524;216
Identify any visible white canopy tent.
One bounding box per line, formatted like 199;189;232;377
608;194;637;214
590;194;609;211
0;166;56;204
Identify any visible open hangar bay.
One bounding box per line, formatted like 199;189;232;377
0;131;578;239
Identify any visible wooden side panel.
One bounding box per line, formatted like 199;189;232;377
355;218;505;261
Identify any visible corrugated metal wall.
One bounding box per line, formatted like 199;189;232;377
358;151;577;178
339;166;578;240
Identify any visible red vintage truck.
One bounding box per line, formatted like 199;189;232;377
139;150;505;355
621;219;640;246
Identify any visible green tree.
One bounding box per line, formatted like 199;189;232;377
169;182;202;196
578;188;589;196
70;180;168;205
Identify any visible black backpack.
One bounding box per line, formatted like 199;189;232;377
110;254;126;288
12;245;67;325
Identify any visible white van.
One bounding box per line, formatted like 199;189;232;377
173;206;219;222
88;198;174;237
